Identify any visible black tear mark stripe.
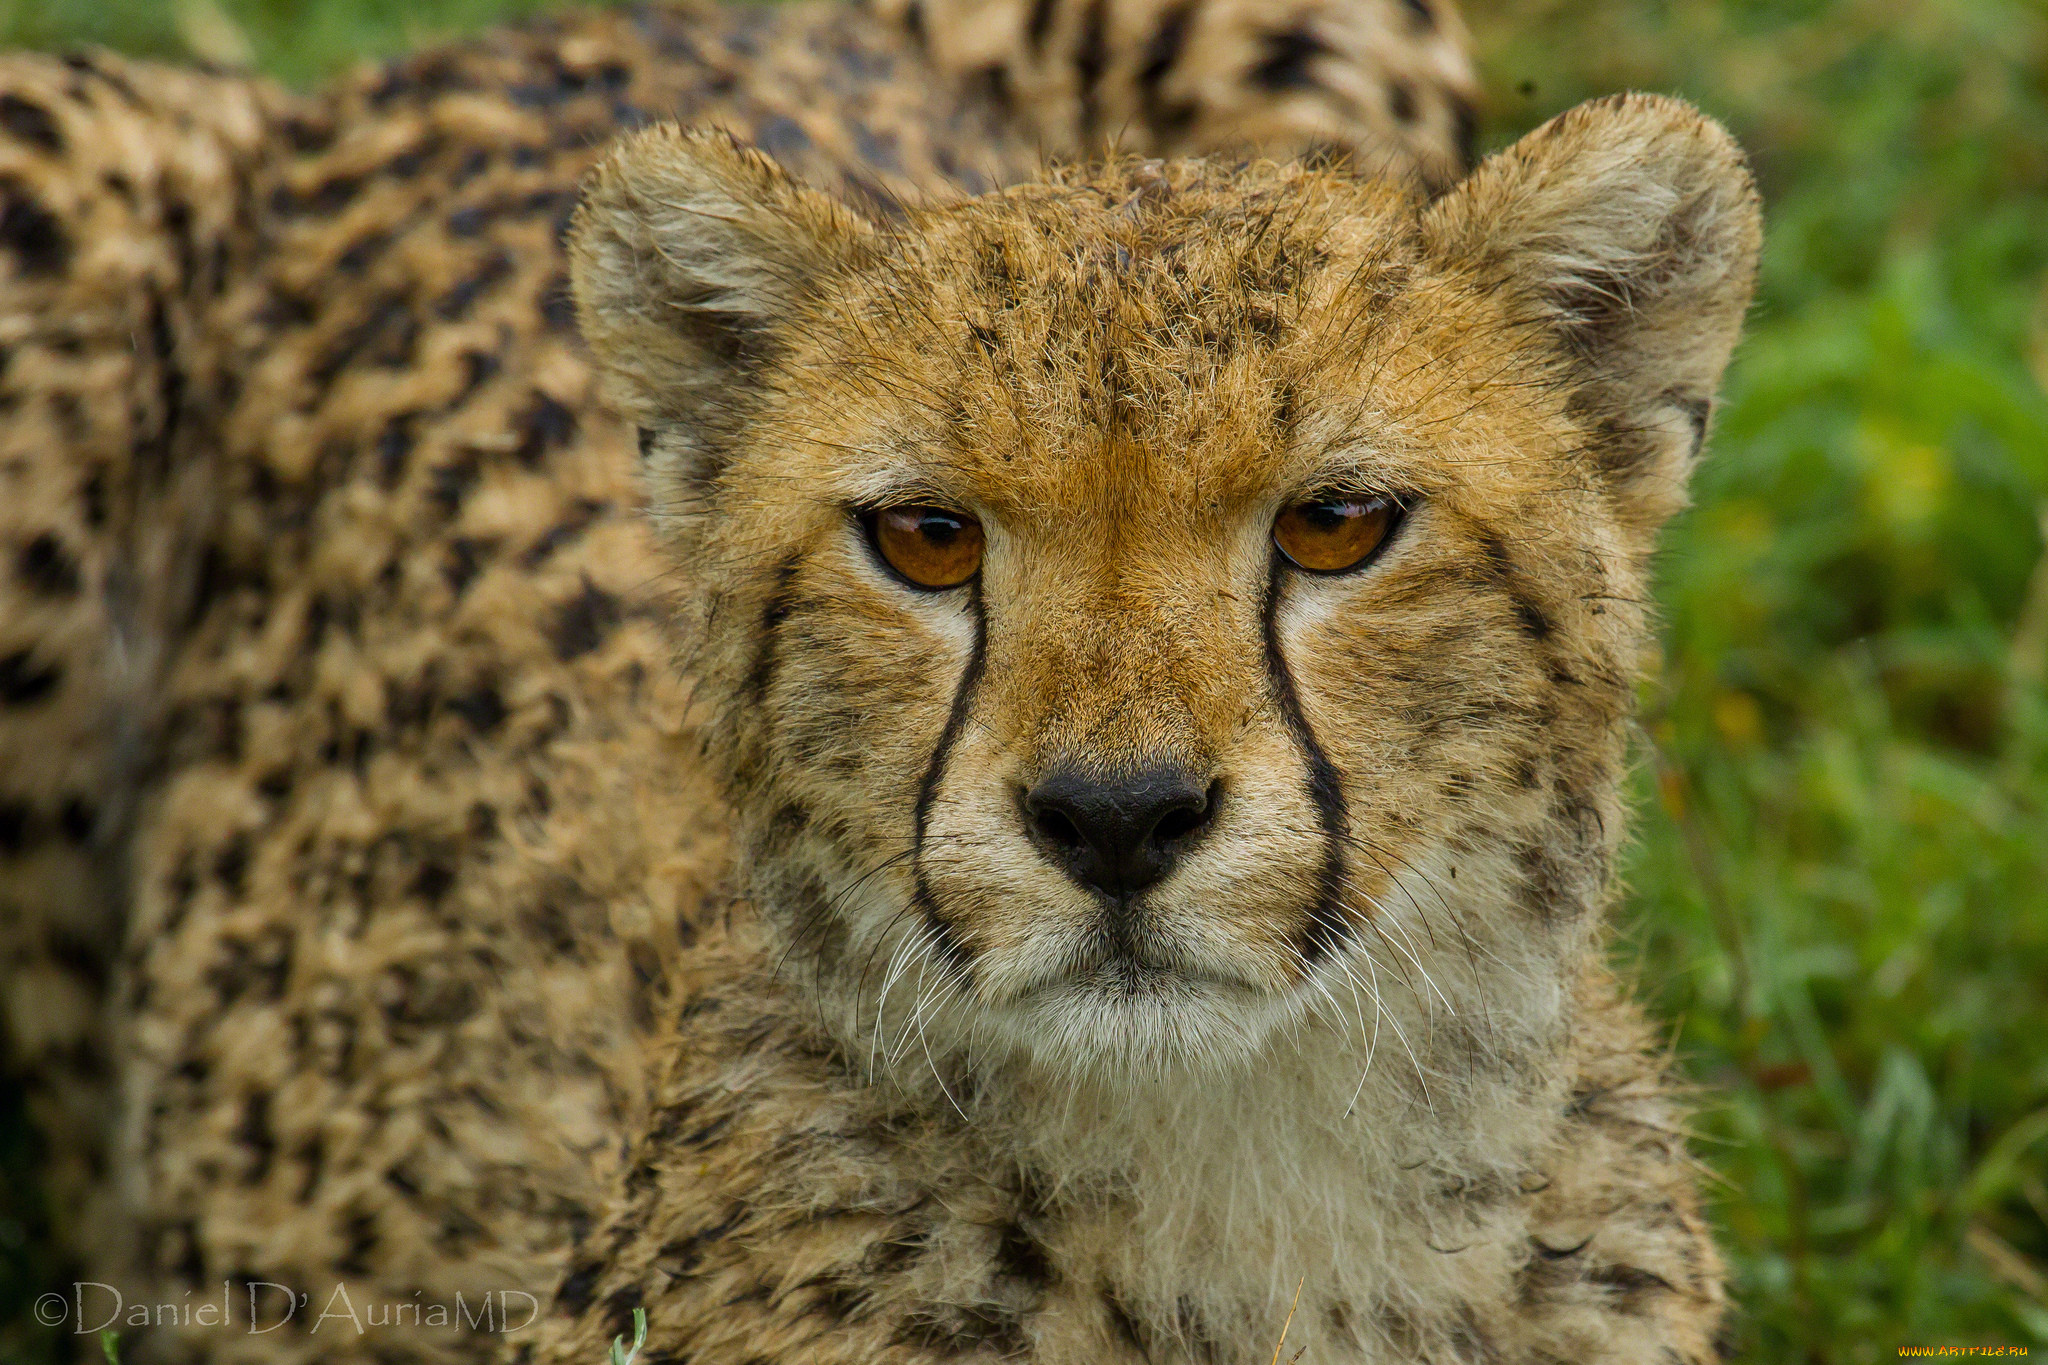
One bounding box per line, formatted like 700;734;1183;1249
1261;556;1351;965
910;581;988;975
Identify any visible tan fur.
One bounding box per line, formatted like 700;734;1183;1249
0;3;1485;1362
536;99;1758;1364
870;0;1478;186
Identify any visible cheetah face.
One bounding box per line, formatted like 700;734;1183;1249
572;104;1759;1076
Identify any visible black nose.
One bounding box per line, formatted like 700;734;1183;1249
1023;766;1217;900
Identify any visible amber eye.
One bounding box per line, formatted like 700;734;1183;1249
866;505;985;589
1273;494;1401;574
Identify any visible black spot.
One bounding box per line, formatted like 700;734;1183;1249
335;229;392;276
384;668;440;730
1402;0;1435;27
451;148;491;187
1389;79;1418;124
1027;0;1057;50
17;533;80;596
447;685;508;734
81;470;107;528
443;537;492;597
1074;0;1110;136
338;1213;379;1277
453;349;501;404
601;1286;642;1341
296;173;365;217
901;0;927;47
0;94;62;153
374;415;416;487
383;137;440;180
1511;597;1552;640
163;1220;206;1289
514;391;580;467
550;578;621;661
1250;27;1330;92
1450;96;1478;171
410;861;456;904
47;928;107;992
428;451;482;516
213;834;250;894
434;251;514;321
522;498;608;569
446;204;494;237
972;64;1012;113
234;1091;276;1183
755;116;811;159
1136;4;1199;137
310;293;418;389
0;181;70;277
0;802;31;854
0;649;60;705
994;1222;1055;1290
57;798;94;843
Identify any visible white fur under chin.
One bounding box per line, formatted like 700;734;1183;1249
833;924;1572;1361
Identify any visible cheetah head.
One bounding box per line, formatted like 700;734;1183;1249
570;99;1760;1081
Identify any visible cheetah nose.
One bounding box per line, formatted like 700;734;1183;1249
1022;766;1218;900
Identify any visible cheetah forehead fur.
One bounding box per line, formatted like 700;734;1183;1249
0;0;1756;1360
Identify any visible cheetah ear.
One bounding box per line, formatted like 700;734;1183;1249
1421;93;1762;533
569;124;875;462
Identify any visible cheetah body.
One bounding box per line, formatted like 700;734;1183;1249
0;4;1756;1362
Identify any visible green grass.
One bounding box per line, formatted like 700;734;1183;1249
4;0;2046;1360
1472;0;2048;1355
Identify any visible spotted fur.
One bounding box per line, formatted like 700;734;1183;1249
540;98;1760;1363
0;2;1482;1362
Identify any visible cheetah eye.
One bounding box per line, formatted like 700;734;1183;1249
1273;494;1402;575
863;505;985;590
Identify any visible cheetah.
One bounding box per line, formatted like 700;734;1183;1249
0;1;1759;1361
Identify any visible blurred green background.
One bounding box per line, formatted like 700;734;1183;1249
3;0;2045;1360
